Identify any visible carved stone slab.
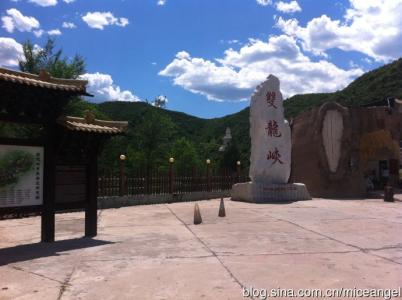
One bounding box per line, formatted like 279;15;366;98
231;75;311;203
249;75;291;184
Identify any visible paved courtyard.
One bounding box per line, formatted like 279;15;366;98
0;198;402;299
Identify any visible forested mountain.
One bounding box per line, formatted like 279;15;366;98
95;102;250;175
74;58;402;175
284;58;402;118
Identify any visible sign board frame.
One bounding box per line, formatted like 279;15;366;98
0;144;44;208
0;138;45;215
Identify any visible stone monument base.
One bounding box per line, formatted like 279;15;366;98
231;182;311;203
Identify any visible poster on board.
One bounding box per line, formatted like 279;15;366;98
0;145;44;208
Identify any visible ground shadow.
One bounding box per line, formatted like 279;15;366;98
0;238;114;266
231;198;304;204
317;197;367;201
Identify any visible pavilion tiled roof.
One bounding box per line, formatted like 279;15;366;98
58;113;128;135
0;67;90;95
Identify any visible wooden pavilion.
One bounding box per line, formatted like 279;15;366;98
0;67;127;242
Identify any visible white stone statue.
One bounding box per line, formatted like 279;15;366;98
249;75;291;184
231;75;311;203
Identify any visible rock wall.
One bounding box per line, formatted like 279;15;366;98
291;102;401;198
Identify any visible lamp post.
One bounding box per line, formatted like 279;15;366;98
119;154;126;196
169;157;174;194
236;160;241;183
206;159;211;192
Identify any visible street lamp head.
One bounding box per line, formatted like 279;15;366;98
169;157;175;163
236;160;241;166
119;154;126;161
206;159;211;165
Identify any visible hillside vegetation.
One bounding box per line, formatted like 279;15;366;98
94;102;251;175
75;58;402;174
284;58;402;118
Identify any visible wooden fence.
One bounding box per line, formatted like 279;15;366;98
98;169;249;197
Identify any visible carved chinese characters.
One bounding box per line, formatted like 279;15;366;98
266;147;284;165
249;75;291;184
266;120;282;137
266;91;277;109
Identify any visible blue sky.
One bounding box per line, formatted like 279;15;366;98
0;0;400;118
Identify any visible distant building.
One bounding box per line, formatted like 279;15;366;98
291;99;402;197
219;127;232;152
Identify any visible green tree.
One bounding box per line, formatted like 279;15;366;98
198;138;221;171
98;108;177;176
17;38;104;118
131;110;176;172
170;138;201;173
98;136;127;175
220;141;241;172
125;147;147;175
153;95;168;109
65;99;108;119
1;39;88;140
19;38;85;79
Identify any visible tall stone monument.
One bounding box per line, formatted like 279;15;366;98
231;75;311;202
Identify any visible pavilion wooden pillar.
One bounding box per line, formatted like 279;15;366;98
85;142;98;237
41;123;56;242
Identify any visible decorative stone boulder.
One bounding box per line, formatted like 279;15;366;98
231;75;311;203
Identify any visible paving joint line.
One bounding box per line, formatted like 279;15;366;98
271;216;402;265
219;249;362;257
83;250;363;262
164;204;254;299
57;265;76;300
10;265;65;285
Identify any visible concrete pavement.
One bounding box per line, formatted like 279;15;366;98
0;198;401;299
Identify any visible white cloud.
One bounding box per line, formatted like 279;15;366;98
1;17;14;33
220;39;241;45
217;35;303;67
0;9;62;38
29;0;57;6
118;18;129;27
159;35;363;101
276;0;402;61
275;1;301;13
1;8;40;33
256;0;272;6
33;29;44;37
362;57;373;64
82;12;129;30
62;22;76;29
63;0;75;3
157;0;166;5
79;72;141;102
47;29;61;35
0;37;24;67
